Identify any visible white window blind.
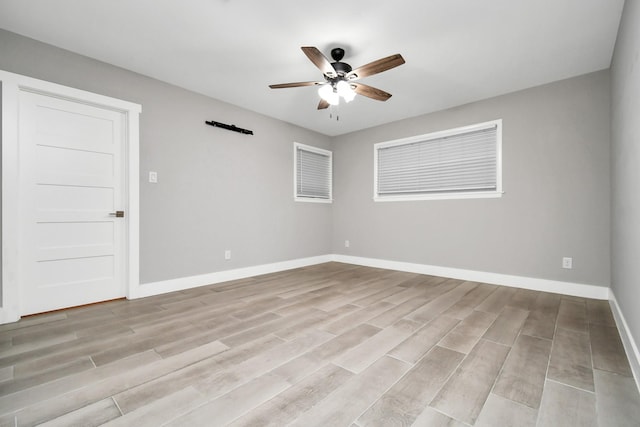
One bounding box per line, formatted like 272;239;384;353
375;120;502;201
294;143;332;202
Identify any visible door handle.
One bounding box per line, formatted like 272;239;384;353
109;211;125;218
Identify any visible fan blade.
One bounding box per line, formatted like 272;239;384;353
317;99;330;110
269;81;323;89
347;54;405;80
301;46;336;78
352;83;392;101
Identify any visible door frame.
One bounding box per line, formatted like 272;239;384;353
1;70;142;323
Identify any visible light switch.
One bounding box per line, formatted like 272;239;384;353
149;171;158;183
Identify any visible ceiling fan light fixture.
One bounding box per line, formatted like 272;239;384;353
318;84;339;105
327;92;340;106
337;80;356;102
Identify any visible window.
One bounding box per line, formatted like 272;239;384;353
294;142;332;203
374;119;502;201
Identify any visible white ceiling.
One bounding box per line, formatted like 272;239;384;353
0;0;625;136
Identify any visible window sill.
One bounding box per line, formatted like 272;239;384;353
374;191;503;202
295;197;333;204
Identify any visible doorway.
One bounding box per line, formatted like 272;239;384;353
1;71;141;322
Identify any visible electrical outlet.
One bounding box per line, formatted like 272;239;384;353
224;250;231;260
149;171;158;183
562;257;572;269
345;240;350;248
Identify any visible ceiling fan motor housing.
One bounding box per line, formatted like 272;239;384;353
331;61;352;76
330;47;352;77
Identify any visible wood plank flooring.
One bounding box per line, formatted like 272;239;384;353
1;262;639;426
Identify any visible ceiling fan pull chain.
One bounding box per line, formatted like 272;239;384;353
328;105;340;121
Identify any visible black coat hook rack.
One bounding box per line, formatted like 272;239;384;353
205;120;253;135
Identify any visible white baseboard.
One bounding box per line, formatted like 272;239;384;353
2;253;610;324
330;254;610;300
130;255;333;299
0;309;20;325
609;291;640;391
132;253;610;301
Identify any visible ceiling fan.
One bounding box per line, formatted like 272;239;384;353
269;47;405;110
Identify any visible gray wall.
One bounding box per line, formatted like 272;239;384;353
611;0;640;355
332;71;611;287
0;28;614;293
0;29;333;284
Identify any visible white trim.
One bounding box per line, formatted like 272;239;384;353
132;253;610;302
294;197;334;204
373;119;503;202
373;191;504;202
293;142;333;203
131;255;333;299
126;108;141;300
2;241;612;323
609;291;640;391
0;70;141;323
1;73;21;324
330;254;610;300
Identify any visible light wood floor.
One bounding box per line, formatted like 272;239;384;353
1;262;639;426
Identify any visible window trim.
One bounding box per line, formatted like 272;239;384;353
293;142;333;203
373;119;503;202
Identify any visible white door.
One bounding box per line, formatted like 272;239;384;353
19;91;127;315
